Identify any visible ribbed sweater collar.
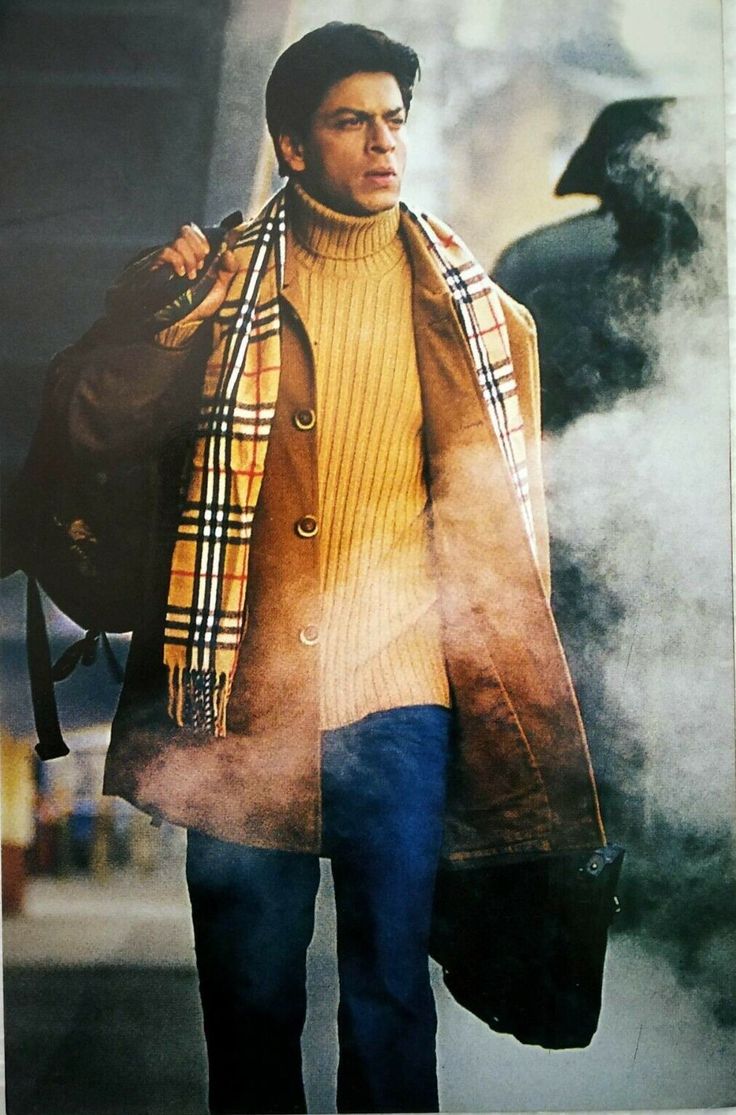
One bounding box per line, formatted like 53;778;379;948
289;180;401;267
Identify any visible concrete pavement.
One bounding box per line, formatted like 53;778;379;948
3;859;735;1114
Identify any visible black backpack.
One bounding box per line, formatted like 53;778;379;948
2;350;154;758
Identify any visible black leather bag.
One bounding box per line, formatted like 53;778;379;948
430;843;624;1049
3;392;155;635
2;351;158;759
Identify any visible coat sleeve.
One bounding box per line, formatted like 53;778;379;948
47;273;211;465
498;289;552;600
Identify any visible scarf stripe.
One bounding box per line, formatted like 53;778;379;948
164;188;535;734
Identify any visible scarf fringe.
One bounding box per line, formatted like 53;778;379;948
167;665;230;737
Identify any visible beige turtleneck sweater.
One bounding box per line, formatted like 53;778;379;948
289;182;450;729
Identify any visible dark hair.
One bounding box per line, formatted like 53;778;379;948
266;22;420;175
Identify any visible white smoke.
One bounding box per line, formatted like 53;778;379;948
542;97;735;1020
546;98;734;828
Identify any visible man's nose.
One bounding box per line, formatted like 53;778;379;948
367;121;396;152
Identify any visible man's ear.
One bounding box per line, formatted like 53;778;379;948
278;132;306;174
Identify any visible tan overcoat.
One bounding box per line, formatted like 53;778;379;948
60;210;605;861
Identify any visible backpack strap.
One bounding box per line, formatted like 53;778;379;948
25;577;123;760
26;576;69;760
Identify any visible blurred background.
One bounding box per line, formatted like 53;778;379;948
1;0;734;1112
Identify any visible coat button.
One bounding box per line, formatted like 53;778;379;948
299;624;319;646
293;408;316;431
295;515;318;538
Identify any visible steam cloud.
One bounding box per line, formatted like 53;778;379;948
543;99;736;1025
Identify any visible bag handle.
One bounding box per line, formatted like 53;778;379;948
26;577;123;760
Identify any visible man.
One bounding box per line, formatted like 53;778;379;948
49;22;604;1115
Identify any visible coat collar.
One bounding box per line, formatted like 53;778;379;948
399;205;459;327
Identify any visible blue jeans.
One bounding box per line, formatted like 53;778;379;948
186;704;451;1114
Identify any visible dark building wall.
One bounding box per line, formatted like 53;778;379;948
0;0;289;478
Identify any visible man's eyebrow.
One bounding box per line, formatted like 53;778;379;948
326;105;406;119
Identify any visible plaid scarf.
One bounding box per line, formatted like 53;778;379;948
164;188;533;735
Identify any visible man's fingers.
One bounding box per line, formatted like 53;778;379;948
178;224;210;277
183;223;209;251
153;223;211;279
154;244;188;277
173;235;202;280
153;242;198;278
150;234;246;324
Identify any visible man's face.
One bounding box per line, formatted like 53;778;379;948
279;71;408;216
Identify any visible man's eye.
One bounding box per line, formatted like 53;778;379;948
389;118;406;129
336;117;362;128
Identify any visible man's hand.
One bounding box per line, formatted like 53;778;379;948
151;223;243;324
